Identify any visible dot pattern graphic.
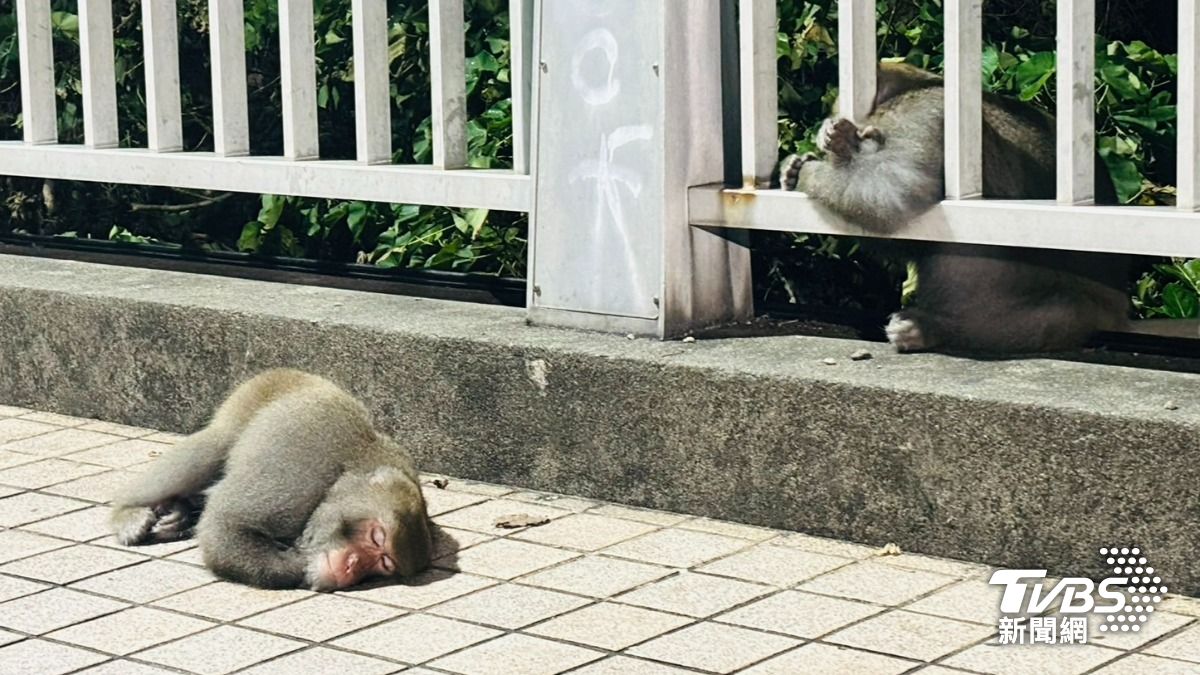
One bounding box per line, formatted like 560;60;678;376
1098;546;1164;632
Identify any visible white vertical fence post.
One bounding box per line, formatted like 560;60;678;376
15;0;57;145
210;0;250;156
1180;0;1199;211
738;0;777;188
944;0;983;199
1056;0;1094;204
430;0;468;169
78;0;119;149
509;0;535;174
279;0;320;160
838;0;876;122
143;0;183;152
528;0;752;337
352;0;391;164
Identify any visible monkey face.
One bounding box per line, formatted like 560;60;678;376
311;519;399;590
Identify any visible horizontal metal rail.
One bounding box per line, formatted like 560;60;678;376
0;144;530;212
689;186;1200;258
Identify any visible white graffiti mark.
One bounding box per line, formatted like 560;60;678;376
570;29;620;106
568;124;653;235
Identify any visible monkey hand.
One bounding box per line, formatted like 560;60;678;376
818;117;885;165
778;153;819;192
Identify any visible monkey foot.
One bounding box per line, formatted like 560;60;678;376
778;153;818;192
112;501;195;545
818;117;884;163
885;313;929;352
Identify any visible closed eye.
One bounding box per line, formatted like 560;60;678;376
371;525;386;548
379;555;395;573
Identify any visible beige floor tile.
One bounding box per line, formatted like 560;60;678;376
519;555;672;598
588;503;690;527
0;529;73;564
77;421;155;438
239;594;399;641
771;532;880;559
718;589;885;638
827;609;994;661
0;639;108;675
913;668;979;675
603;528;751;568
617;571;772;618
442;479;515;497
141;432;185;444
239;647;404;675
429;583;588;629
877;552;990;578
944;642;1123;675
431;526;494;560
71;559;215;603
1091;654;1200;674
422;488;488;517
165;546;207;566
1090;610;1193;650
678;517;779;542
429;633;603;675
1146;624;1200;662
46;606;215;655
65;439;172;468
92;534;198;557
332;614;501;664
1;427;122;456
0;629;19;647
512;513;658;551
21;505;111;541
905;579;1004;625
798;560;956;605
0;458;108;489
339;568;496;609
569;656;699;675
438;537;579;579
0;405;31;417
19;412;87;427
135;625;304;675
699;542;851;587
43;470;136;503
75;661;185;675
0;484;20;498
628;622;799;673
0;587;128;634
0;492;91;527
528;602;692;650
1162;596;1200;618
742;643;916;675
152;581;312;621
0;573;51;602
0;449;38;470
507;490;599;513
0;418;60;444
0;543;145;584
432;498;571;534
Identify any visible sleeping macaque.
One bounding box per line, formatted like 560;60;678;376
110;369;432;591
781;62;1130;354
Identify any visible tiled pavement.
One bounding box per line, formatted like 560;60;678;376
0;406;1198;674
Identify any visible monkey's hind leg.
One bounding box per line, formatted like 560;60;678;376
819;118;885;165
110;427;230;546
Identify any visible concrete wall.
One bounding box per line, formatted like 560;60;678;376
1;255;1198;592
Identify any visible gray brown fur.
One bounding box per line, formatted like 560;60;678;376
781;63;1130;354
110;369;431;589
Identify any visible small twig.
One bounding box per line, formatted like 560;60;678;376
130;193;232;213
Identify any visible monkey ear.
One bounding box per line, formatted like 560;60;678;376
367;466;408;487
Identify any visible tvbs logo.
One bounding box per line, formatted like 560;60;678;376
988;547;1165;645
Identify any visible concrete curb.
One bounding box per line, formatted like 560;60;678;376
1;255;1198;592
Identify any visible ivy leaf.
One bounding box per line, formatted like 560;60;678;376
1161;283;1200;319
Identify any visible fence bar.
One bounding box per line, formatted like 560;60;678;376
739;0;778;188
15;0;57;145
509;0;534;174
1180;0;1199;210
279;0;320;160
1055;0;1094;204
943;0;982;199
430;0;468;169
143;0;183;152
210;0;250;156
837;0;876;122
78;0;119;149
351;0;391;164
